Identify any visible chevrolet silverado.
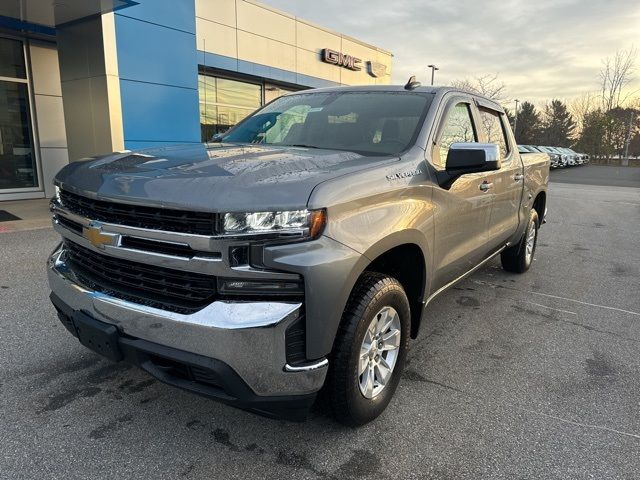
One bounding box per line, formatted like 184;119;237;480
48;83;549;425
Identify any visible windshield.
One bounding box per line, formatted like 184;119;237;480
221;91;433;156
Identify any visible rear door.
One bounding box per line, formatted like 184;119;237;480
429;97;495;292
476;105;523;248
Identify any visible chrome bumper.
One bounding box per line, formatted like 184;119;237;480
47;245;327;397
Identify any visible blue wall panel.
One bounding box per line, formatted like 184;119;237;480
114;0;195;33
114;0;200;147
115;15;197;89
200;51;239;73
198;51;340;89
119;80;200;144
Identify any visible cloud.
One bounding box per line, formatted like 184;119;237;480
266;0;640;104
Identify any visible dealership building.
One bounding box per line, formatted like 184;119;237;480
0;0;392;201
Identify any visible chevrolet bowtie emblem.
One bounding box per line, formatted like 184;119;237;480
82;222;119;249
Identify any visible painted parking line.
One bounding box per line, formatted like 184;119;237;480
473;279;640;317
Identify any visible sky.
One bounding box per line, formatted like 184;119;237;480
266;0;640;106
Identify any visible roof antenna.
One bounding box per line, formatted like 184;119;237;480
404;75;421;90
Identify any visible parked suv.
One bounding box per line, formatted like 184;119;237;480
48;85;549;425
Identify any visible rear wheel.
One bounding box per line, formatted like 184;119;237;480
326;272;410;426
501;209;539;273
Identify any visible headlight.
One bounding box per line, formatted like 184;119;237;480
223;209;326;238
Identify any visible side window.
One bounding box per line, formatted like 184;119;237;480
434;103;477;169
478;108;510;159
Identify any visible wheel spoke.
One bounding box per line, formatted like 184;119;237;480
360;365;375;398
379;309;396;335
375;357;392;385
381;329;401;350
375;309;389;335
358;353;369;376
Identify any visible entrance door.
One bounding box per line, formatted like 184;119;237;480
0;37;38;193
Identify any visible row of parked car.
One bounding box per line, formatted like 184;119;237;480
518;145;590;169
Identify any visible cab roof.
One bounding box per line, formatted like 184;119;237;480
289;84;505;113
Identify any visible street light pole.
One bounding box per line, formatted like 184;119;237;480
513;99;520;139
427;64;439;86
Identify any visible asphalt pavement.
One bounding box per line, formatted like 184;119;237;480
1;165;639;479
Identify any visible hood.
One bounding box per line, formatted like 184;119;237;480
56;143;397;212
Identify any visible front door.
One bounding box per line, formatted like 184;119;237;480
429;99;495;292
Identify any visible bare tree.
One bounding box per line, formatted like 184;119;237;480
599;46;638;111
451;73;508;102
569;91;598;134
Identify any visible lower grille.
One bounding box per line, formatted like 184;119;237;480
64;241;217;313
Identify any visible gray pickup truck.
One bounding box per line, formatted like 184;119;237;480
48;84;549;425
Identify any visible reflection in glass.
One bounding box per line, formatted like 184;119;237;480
435;103;477;168
264;84;296;104
479;108;509;158
0;38;26;79
199;75;262;141
0;81;37;189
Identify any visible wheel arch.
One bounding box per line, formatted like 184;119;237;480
356;231;431;339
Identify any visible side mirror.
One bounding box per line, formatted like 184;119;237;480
446;143;501;173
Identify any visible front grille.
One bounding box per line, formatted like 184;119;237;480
59;189;220;236
64;241;217;313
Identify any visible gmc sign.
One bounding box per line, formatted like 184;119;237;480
321;48;362;71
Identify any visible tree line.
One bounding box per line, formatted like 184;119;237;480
508;99;639;158
452;47;640;158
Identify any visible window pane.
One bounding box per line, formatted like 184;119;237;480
198;75;262;141
216;78;261;107
0;38;26;79
0;81;37;189
479;108;509;158
436;103;476;168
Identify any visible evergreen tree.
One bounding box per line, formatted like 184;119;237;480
574;109;608;156
540;100;576;146
514;101;542;144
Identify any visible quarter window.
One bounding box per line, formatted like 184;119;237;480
478;108;510;159
434;103;477;168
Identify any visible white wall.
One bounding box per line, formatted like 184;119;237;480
29;41;69;197
195;0;393;86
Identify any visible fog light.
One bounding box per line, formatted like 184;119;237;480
218;279;303;296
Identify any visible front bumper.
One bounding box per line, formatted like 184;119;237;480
47;244;328;414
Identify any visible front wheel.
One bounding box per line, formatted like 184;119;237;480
326;272;410;426
501;209;539;273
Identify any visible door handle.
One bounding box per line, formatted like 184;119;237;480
479;181;493;192
514;173;524;181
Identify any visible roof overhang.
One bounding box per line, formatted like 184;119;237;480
0;0;137;35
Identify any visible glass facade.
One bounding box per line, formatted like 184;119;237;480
199;75;262;141
198;74;299;142
0;37;38;191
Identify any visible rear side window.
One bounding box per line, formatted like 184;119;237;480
434;103;477;169
478;108;510;159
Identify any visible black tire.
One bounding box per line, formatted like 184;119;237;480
326;272;410;426
501;209;539;273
